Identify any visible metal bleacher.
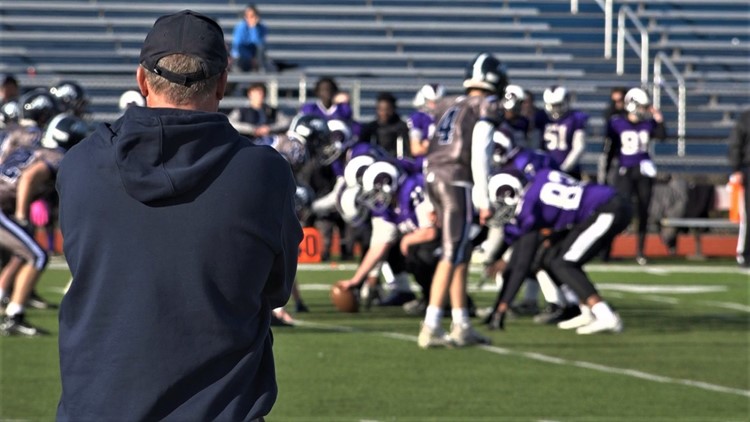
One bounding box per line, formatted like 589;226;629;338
0;0;747;178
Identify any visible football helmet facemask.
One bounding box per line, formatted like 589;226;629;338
360;161;400;214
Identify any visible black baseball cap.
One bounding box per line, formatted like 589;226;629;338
139;10;228;86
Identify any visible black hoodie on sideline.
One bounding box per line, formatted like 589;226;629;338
56;106;302;421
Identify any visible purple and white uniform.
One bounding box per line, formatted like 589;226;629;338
535;110;588;173
504;147;558;180
371;173;433;244
504;169;616;244
407;110;435;143
300;101;353;121
607;116;660;169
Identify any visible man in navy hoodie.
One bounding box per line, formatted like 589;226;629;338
55;10;302;421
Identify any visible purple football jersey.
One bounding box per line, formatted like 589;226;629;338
407;110;434;141
504;169;616;244
506;147;558;179
300;101;353;121
371;173;427;234
535;110;588;168
607;116;659;168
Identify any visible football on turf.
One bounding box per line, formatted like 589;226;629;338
330;282;359;313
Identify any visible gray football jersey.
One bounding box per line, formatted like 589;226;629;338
425;94;502;183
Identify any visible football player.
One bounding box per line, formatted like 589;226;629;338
535;85;588;179
0;113;88;336
501;84;531;148
484;168;630;334
408;83;444;157
336;160;437;310
418;52;508;348
606;87;666;265
49;80;89;118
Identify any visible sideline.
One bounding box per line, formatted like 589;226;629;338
294;320;750;399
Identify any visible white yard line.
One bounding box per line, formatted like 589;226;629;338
294;320;750;399
294;262;749;274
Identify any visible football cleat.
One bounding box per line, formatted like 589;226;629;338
533;304;581;325
576;314;623;335
418;323;455;349
449;323;492;347
0;314;49;337
557;306;595;330
403;299;427;316
26;291;57;310
485;311;506;331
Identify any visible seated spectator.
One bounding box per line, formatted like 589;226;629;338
359;92;410;158
0;75;19;105
228;82;291;142
231;4;273;72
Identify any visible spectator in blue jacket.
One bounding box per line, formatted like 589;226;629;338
231;4;272;72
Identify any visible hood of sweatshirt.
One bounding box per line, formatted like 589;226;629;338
108;106;241;204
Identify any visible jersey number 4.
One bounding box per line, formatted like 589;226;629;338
436;107;459;145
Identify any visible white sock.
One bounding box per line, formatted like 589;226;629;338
561;284;580;305
451;308;470;327
536;271;563;306
591;302;616;321
0;288;5;299
494;272;504;290
5;302;24;316
380;262;395;284
424;305;443;329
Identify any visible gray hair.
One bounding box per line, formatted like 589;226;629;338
144;54;221;105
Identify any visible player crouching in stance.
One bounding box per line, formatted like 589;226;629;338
336;160;437;311
485;168;630;335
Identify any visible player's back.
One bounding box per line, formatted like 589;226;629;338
426;95;499;183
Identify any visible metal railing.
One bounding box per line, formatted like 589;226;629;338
572;0;613;59
616;5;650;88
654;52;687;156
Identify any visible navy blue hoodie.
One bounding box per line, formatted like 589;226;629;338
56;106;302;421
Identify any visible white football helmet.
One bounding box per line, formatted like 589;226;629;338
624;87;651;121
502;84;525;113
344;154;376;188
336;185;369;226
119;90;146;111
490;129;516;166
487;170;525;226
360;161;400;213
413;83;446;108
543;85;570;120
